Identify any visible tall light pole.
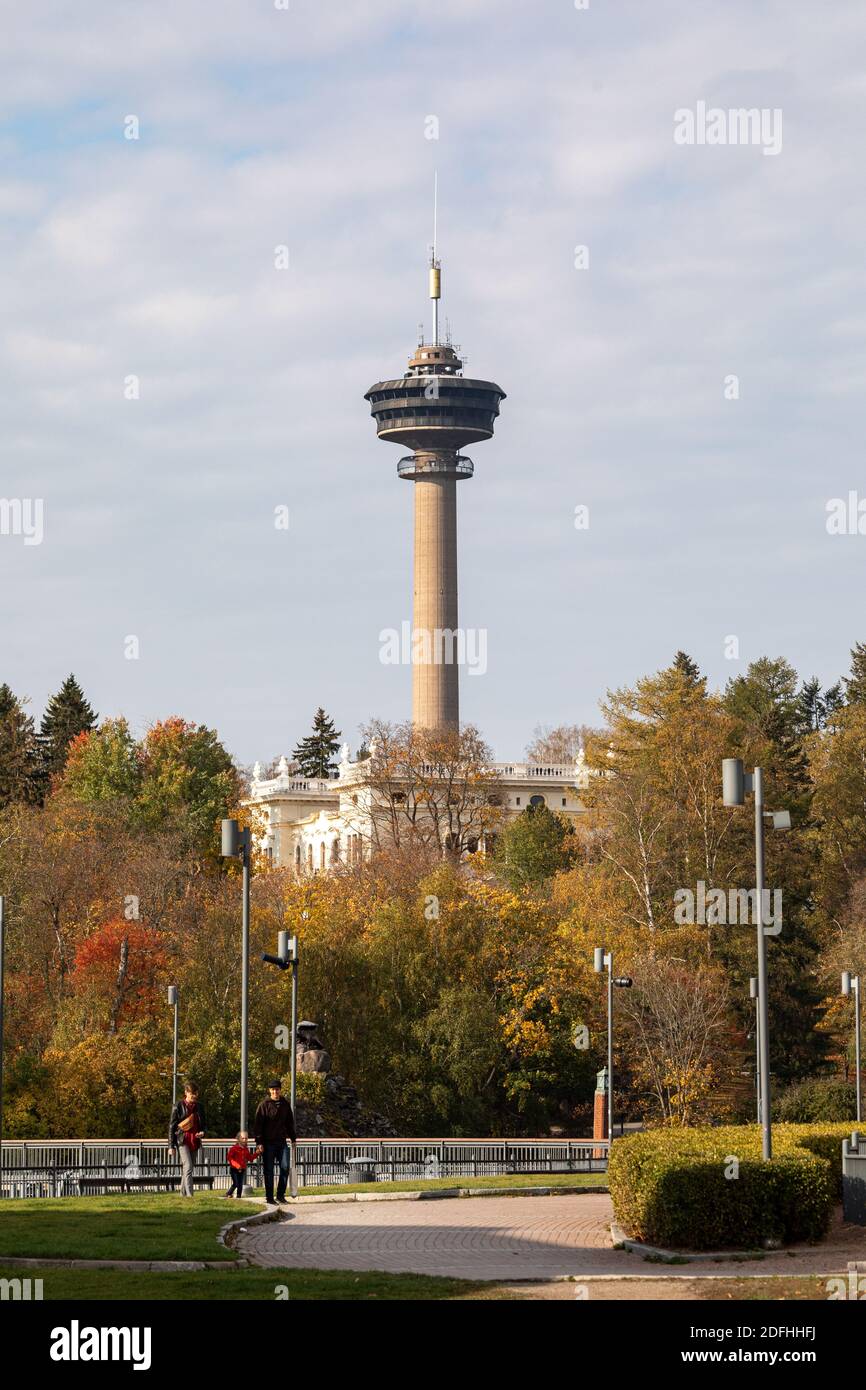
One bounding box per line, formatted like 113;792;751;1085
842;971;862;1123
222;818;252;1132
262;931;299;1196
593;947;632;1142
167;985;179;1112
749;976;761;1124
262;932;299;1118
0;897;5;1159
723;759;790;1161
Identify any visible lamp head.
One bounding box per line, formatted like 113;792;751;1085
593;947;605;974
221;818;240;857
722;758;745;807
842;971;852;997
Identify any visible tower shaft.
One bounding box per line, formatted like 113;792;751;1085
412;473;459;730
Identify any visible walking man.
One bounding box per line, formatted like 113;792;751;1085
254;1078;296;1206
169;1081;206;1197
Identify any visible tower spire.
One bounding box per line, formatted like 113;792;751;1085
429;172;441;346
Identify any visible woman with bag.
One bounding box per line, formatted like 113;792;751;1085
168;1082;206;1198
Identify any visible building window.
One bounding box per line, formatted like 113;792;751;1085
530;795;545;807
562;798;567;807
516;797;521;806
306;844;313;872
320;842;326;870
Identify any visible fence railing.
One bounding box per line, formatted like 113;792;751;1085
0;1138;608;1199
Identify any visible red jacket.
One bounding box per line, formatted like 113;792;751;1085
228;1144;253;1171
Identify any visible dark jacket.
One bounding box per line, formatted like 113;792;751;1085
169;1098;206;1149
254;1095;296;1147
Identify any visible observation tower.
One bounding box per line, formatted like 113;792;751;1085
364;230;505;730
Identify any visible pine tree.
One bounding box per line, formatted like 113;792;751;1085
292;708;342;778
0;683;40;806
673;651;702;685
845;642;866;704
39;673;97;781
799;676;824;733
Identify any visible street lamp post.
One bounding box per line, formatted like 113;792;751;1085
0;896;5;1159
749;976;760;1124
262;931;299;1196
222;818;253;1132
842;971;862;1123
593;947;632;1142
723;759;790;1161
167;985;179;1112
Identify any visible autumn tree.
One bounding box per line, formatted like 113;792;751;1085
348;719;503;861
619;952;736;1125
525;723;598;765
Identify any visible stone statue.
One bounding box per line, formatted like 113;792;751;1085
296;1020;331;1074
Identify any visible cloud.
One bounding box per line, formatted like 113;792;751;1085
2;1;866;760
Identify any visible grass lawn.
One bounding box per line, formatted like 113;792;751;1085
0;1264;483;1300
695;1276;837;1301
0;1177;604;1264
283;1171;609;1197
0;1194;254;1262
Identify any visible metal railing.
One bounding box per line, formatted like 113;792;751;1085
0;1138;608;1199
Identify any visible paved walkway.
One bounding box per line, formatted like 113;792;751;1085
237;1194;866;1282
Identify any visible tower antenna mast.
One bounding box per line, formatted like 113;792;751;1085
429;172;441;345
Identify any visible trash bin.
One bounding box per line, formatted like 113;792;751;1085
345;1156;376;1184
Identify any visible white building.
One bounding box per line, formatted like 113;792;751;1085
249;744;590;873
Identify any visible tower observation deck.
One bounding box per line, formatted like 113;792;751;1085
365;254;505;731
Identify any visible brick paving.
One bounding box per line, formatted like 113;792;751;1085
240;1194;640;1280
237;1193;866;1282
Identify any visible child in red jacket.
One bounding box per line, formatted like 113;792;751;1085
225;1131;257;1198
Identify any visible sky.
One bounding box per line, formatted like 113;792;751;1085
2;0;865;768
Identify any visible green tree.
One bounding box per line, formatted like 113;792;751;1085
39;674;97;783
494;803;575;889
61;718;141;804
137;718;241;853
293;708;342;778
0;684;40;807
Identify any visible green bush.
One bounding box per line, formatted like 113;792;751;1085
775;1078;857;1124
608;1123;853;1250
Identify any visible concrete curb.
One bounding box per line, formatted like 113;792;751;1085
217;1200;282;1267
286;1184;608;1206
610;1221;777;1264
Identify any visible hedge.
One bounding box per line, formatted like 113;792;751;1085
608;1123;855;1251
